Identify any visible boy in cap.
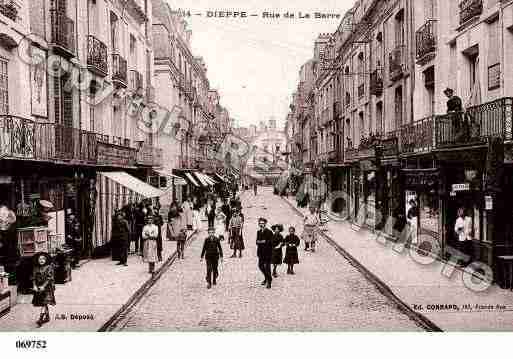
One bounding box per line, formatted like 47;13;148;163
201;227;223;289
256;217;274;288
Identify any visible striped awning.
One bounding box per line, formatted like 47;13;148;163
154;169;187;186
184;172;201;187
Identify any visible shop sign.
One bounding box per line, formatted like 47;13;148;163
485;195;493;210
452;183;470;192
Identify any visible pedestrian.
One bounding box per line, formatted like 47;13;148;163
256;217;274;289
32;252;56;327
229;208;245;258
253;182;258;196
182;197;194;231
154;206;164;251
134;203;145;255
283;226;300;274
221;198;231;232
142;216;162;275
271;224;284;278
112;210;130;266
167;202;187;258
201;227;223;289
65;210;82;268
406;199;419;246
205;198;216;229
192;196;202;231
214;207;227;241
303;206;320;252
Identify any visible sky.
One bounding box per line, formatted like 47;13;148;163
164;0;353;129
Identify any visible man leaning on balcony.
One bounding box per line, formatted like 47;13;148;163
444;87;468;142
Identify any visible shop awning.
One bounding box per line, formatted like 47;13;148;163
191;172;208;187
154;169;187;186
99;172;163;198
200;173;217;186
214;173;227;183
184;172;201;187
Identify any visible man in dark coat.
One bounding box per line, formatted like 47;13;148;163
221;199;231;232
201;227;223;289
256;217;274;289
65;211;82;268
112;211;130;266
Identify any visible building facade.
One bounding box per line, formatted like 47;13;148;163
287;0;513;276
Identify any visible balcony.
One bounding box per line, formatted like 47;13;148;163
370;69;383;96
400;116;436;154
416;20;437;64
344;147;359;162
435;97;513;149
50;10;75;57
96;137;136;167
87;35;108;77
389;45;406;81
112;54;128;88
459;0;483;25
0;1;18;21
136;143;163;167
0;115;97;165
129;70;143;92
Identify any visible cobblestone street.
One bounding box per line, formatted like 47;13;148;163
116;188;422;331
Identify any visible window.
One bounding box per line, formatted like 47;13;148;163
130;34;137;64
376;101;383;135
0;59;8;114
394;86;403;129
395;9;405;47
110;12;118;52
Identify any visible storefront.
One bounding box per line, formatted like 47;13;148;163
93;171;163;256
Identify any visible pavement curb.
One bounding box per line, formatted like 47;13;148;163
281;197;443;332
98;231;199;332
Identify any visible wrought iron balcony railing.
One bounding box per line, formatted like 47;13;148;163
416;20;437;61
370;69;383;96
50;10;75;56
400;116;436;154
112;54;128;87
389;45;406;81
435;97;513;148
459;0;483;25
87;35;108;76
0;115;97;164
96;136;136;167
0;1;18;21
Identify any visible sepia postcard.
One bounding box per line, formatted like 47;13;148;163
1;1;513;349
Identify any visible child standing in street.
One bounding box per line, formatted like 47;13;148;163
201;227;223;289
32;252;56;327
283;226;300;274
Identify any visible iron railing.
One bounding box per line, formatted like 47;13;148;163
459;0;483;25
112;54;128;86
50;9;75;55
416;20;437;60
0;1;17;21
389;45;406;81
400;116;436;154
370;69;383;96
436;97;513;148
87;35;108;76
0;115;96;164
380;130;400;157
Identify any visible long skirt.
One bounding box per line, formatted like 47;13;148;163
32;286;56;307
284;246;299;264
272;248;283;265
230;228;245;250
143;238;159;263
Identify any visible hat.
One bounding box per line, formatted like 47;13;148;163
258;217;268;223
33;252;52;266
443;87;454;95
271;224;284;232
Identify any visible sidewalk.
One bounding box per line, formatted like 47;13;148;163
282;196;513;331
0;229;197;331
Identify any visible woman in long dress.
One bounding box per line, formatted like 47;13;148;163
283;226;300;274
214;207;227;241
32;252;56;327
142;216;162;274
182;197;193;231
271;224;284;277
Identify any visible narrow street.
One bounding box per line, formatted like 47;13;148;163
115;187;422;331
